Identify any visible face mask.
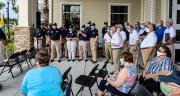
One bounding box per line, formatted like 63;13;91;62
69;28;72;32
124;23;128;26
91;26;95;29
120;58;125;65
145;28;150;33
87;24;90;27
127;28;131;33
81;28;85;32
107;29;110;32
165;22;169;27
53;26;56;29
140;25;145;29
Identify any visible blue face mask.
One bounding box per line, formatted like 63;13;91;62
120;58;125;65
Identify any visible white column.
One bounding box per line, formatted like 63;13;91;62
140;0;145;22
151;0;156;23
49;0;53;23
161;0;169;22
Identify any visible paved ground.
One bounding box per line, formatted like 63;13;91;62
0;57;114;96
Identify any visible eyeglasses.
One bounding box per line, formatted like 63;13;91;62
158;49;165;53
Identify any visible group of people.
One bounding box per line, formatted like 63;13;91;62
34;21;98;63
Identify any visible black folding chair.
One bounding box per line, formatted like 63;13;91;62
18;50;30;71
132;85;153;96
26;47;36;67
92;62;108;85
62;67;72;91
0;52;20;78
64;74;74;96
75;64;99;96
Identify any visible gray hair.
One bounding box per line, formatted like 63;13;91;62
35;52;49;65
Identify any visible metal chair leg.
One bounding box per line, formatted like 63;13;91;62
0;67;6;75
76;86;84;96
71;89;75;96
89;87;93;96
9;67;14;78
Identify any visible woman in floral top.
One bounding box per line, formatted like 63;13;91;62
97;52;138;96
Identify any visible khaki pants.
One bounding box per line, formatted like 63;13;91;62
0;41;4;63
105;43;112;62
87;41;91;56
51;40;61;60
90;38;98;61
167;44;174;61
62;40;68;57
67;40;77;60
130;45;137;65
141;48;156;68
112;48;123;71
78;41;88;60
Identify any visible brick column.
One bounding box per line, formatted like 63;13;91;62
14;27;35;52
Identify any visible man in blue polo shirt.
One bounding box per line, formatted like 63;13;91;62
156;20;166;44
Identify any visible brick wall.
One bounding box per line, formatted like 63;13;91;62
14;27;35;52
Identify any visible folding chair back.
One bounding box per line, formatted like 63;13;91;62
19;50;28;56
64;74;74;96
89;64;99;76
102;62;108;70
62;67;72;80
133;85;153;96
8;52;20;62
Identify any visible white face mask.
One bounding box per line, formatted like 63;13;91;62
165;22;169;27
81;28;85;32
91;26;95;29
53;26;56;29
145;28;150;33
120;58;125;65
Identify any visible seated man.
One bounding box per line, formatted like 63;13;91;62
21;52;64;96
97;52;138;96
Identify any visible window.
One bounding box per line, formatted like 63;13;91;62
177;0;180;4
169;0;172;18
175;49;180;62
177;10;180;24
111;6;128;26
176;30;180;41
63;5;80;29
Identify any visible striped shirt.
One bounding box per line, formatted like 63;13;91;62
147;56;175;81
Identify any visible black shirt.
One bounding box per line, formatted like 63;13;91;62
90;28;98;38
34;31;43;38
79;31;88;41
102;27;107;37
85;26;91;40
49;28;60;40
67;30;77;38
59;27;68;38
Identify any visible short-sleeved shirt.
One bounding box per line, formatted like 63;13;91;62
21;66;64;96
162;27;176;44
111;32;123;49
140;32;157;48
49;28;61;41
119;31;127;41
136;27;142;33
46;28;52;36
102;27;107;37
129;30;139;45
79;31;88;41
67;30;77;38
59;27;68;38
138;28;147;36
156;26;166;43
103;33;111;43
85;26;91;40
89;28;98;38
147;57;175;81
34;31;43;38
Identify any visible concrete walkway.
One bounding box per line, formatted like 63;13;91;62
0;58;114;96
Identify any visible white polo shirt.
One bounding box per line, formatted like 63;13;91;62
129;30;139;45
119;31;127;41
103;33;111;43
111;32;123;49
162;26;176;44
138;28;146;36
140;31;157;48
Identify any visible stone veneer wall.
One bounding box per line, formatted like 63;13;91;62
14;27;35;52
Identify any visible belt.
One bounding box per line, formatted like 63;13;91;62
141;47;148;50
112;48;122;50
105;42;111;44
130;45;136;46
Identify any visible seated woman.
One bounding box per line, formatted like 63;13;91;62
97;52;138;96
21;52;64;96
139;45;176;94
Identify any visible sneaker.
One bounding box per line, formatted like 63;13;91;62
68;59;71;62
85;59;88;62
72;59;75;62
92;61;97;64
58;60;61;62
50;60;54;62
78;59;82;61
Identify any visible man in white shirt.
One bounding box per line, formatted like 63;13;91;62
117;24;127;52
140;23;157;68
103;26;112;64
129;25;139;64
110;26;123;71
162;19;176;61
